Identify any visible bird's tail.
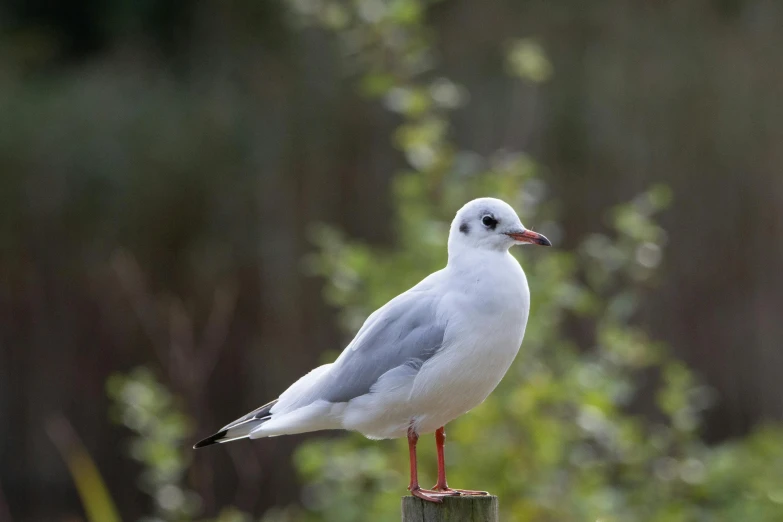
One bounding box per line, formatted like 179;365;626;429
193;399;278;449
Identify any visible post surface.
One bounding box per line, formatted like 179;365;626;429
401;495;499;522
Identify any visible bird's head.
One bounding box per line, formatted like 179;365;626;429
448;197;551;255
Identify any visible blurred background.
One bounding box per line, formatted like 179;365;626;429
2;0;783;521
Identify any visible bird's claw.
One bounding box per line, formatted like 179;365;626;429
420;487;461;497
430;486;489;496
409;486;447;503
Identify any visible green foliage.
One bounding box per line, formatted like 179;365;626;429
507;39;553;83
108;368;202;521
108;369;265;522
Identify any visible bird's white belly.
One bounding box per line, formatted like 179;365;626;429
407;313;524;435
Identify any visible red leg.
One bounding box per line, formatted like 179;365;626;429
430;426;488;496
434;426;449;490
407;427;444;503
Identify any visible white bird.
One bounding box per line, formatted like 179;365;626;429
194;197;550;502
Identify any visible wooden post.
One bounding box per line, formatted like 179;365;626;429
401;495;499;522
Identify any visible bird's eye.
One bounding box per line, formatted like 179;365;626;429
481;215;498;229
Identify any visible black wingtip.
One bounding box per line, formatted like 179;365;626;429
193;430;228;449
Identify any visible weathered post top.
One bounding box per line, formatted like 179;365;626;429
401;495;499;522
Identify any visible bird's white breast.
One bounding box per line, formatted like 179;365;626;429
407;251;530;434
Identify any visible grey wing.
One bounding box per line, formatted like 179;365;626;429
306;289;446;404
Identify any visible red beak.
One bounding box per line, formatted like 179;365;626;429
505;229;551;246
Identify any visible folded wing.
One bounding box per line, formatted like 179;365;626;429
195;281;447;446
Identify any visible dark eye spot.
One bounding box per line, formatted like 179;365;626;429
481;215;498;230
459;222;470;234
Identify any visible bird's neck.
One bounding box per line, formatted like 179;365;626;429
446;245;513;276
446;246;530;317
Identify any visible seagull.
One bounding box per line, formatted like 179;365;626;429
194;197;550;502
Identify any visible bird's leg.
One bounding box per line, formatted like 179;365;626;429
429;426;488;496
407;426;446;503
433;426;449;490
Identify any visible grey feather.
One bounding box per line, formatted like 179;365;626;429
304;290;446;404
220;399;278;432
193;399;278;448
